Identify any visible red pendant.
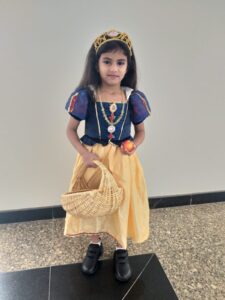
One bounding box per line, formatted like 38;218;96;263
108;133;113;139
109;113;115;122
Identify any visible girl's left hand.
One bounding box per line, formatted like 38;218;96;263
120;143;137;156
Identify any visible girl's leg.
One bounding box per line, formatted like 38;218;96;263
90;234;101;244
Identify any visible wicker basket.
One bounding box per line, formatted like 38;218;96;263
61;160;123;218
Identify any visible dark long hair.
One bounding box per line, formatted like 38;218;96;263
76;40;137;91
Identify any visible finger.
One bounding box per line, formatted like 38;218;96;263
129;149;136;155
89;164;97;168
121;148;127;155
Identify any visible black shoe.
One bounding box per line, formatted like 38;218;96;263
81;243;103;275
113;249;132;282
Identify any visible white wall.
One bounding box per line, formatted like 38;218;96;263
0;0;225;211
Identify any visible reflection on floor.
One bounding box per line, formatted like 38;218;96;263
0;202;224;299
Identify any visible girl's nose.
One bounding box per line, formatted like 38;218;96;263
109;63;118;71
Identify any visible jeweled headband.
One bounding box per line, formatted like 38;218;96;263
93;29;133;56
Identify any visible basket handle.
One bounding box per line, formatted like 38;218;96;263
75;159;102;179
71;159;115;192
70;161;101;192
92;160;117;191
92;160;108;172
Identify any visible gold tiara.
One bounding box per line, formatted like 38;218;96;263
93;29;133;56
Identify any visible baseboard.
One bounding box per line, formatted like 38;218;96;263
0;191;224;224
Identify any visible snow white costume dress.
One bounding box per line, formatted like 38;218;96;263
64;84;151;249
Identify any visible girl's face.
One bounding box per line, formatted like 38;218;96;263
97;50;128;87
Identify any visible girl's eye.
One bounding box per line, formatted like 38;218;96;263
103;61;125;65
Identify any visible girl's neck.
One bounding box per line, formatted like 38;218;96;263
96;84;126;103
98;84;122;95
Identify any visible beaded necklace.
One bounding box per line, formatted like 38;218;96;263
95;87;129;142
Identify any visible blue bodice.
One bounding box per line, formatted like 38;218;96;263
82;101;132;145
65;85;151;146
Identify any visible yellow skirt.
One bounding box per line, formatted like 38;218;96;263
64;143;150;249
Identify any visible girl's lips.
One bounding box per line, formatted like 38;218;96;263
107;75;119;78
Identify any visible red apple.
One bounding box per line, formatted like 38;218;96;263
121;140;135;152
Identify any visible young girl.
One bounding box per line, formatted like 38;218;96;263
64;29;151;282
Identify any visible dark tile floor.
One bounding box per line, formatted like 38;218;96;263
0;254;178;300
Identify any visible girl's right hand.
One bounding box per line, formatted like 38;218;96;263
81;151;100;168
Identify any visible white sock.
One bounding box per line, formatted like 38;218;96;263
116;246;126;251
90;240;101;246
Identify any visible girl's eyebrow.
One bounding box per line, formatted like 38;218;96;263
102;57;126;61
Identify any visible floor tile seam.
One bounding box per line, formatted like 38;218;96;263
121;253;155;300
48;209;54;300
49;209;54;269
48;266;52;300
